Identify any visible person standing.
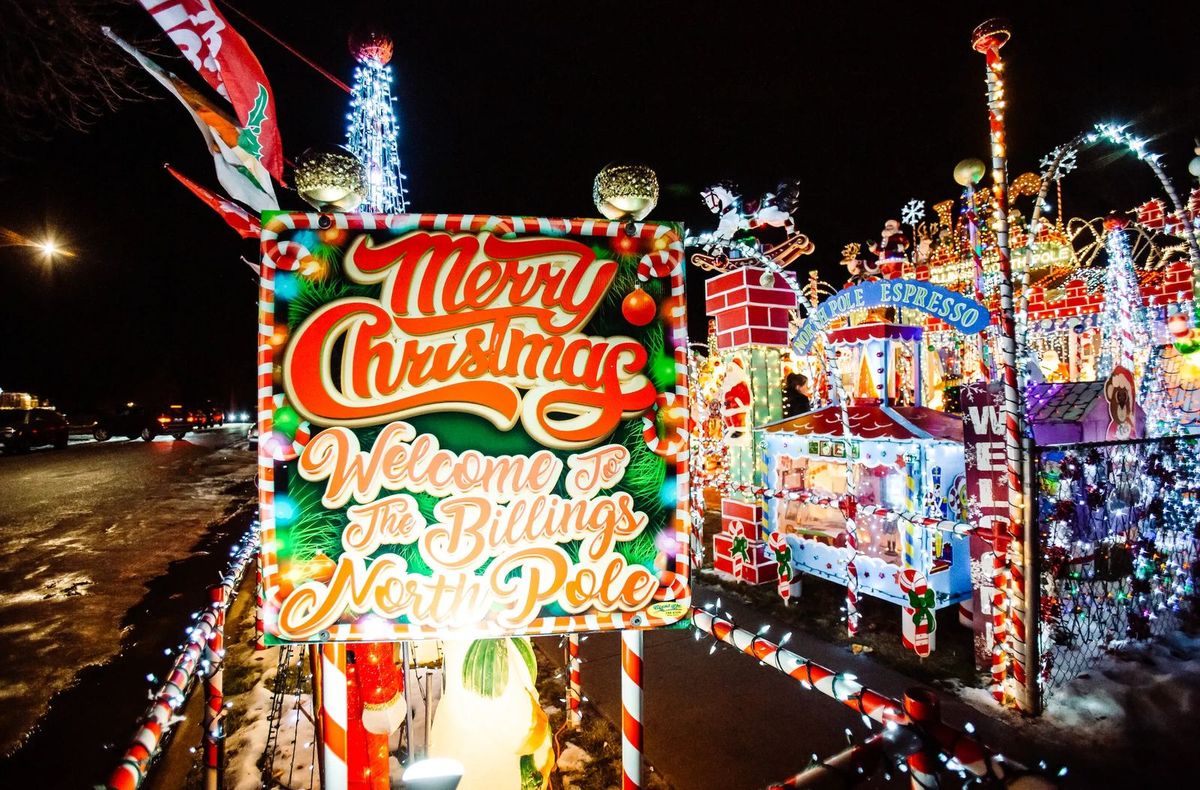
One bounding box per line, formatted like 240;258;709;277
783;373;811;418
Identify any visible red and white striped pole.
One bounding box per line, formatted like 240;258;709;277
203;585;226;790
567;634;582;729
902;689;942;789
972;17;1029;711
620;630;644;789
321;643;349;790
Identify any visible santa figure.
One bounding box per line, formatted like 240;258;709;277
870;219;911;278
722;356;752;440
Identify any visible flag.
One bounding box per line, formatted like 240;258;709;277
104;28;278;211
166;164;262;239
138;0;284;183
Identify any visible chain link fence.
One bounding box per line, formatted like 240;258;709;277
1034;435;1200;698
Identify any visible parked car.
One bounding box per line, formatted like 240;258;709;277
158;404;198;440
0;408;70;452
93;404;161;442
202;402;225;428
247;423;259;446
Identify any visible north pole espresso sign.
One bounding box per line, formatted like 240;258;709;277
257;214;691;643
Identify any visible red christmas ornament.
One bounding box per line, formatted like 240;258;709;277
622;286;656;326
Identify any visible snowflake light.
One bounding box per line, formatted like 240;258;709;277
1039;147;1077;180
901;199;926;226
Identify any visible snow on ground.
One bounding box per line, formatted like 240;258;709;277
224;643;318;790
556;741;593;773
958;630;1200;772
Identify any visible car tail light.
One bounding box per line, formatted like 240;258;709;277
158;417;170;424
187;417;194;423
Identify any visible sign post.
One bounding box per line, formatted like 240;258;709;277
258;213;691;787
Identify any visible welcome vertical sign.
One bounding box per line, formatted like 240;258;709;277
256;214;691;643
961;381;1008;668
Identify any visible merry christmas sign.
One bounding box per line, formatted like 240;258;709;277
256;213;691;643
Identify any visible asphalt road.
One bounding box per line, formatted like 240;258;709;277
0;425;256;783
544;582;1044;790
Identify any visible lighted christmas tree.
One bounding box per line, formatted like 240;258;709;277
1096;217;1150;379
346;30;410;212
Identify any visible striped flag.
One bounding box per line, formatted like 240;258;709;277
137;0;284;183
104;28;278;211
165;164;262;238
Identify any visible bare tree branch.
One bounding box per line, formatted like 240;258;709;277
0;0;155;160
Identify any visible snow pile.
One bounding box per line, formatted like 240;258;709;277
223;646;278;790
557;741;594;789
960;630;1200;763
223;646;318;790
1041;630;1200;749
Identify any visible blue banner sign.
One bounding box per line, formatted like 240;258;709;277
793;279;990;352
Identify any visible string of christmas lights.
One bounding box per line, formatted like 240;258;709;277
107;527;259;790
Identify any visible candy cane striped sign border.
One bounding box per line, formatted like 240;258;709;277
257;213;692;641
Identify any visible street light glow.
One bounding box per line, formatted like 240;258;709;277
2;226;74;260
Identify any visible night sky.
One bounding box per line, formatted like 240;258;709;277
0;1;1196;416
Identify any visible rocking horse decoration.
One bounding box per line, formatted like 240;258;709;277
690;179;815;271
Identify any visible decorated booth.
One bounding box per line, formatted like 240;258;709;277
763;319;972;639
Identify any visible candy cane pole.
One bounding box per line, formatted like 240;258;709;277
988;547;1008;702
203;585;226;790
107;532;256;790
767;531;793;603
321;643;349;790
972;17;1029;711
567;634;582;729
766;734;886;789
692;608;1011;780
621;630;644;789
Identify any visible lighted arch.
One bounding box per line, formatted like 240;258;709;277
1024;123;1200;353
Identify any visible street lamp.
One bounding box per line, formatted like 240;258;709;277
1;226;74;260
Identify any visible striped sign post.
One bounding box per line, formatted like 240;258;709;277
203;585;226;790
621;630;644;789
567;634;582;729
321;643;349;790
253;554;265;650
972;17;1030;712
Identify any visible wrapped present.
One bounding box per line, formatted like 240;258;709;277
721;497;763;541
713;530;778;585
